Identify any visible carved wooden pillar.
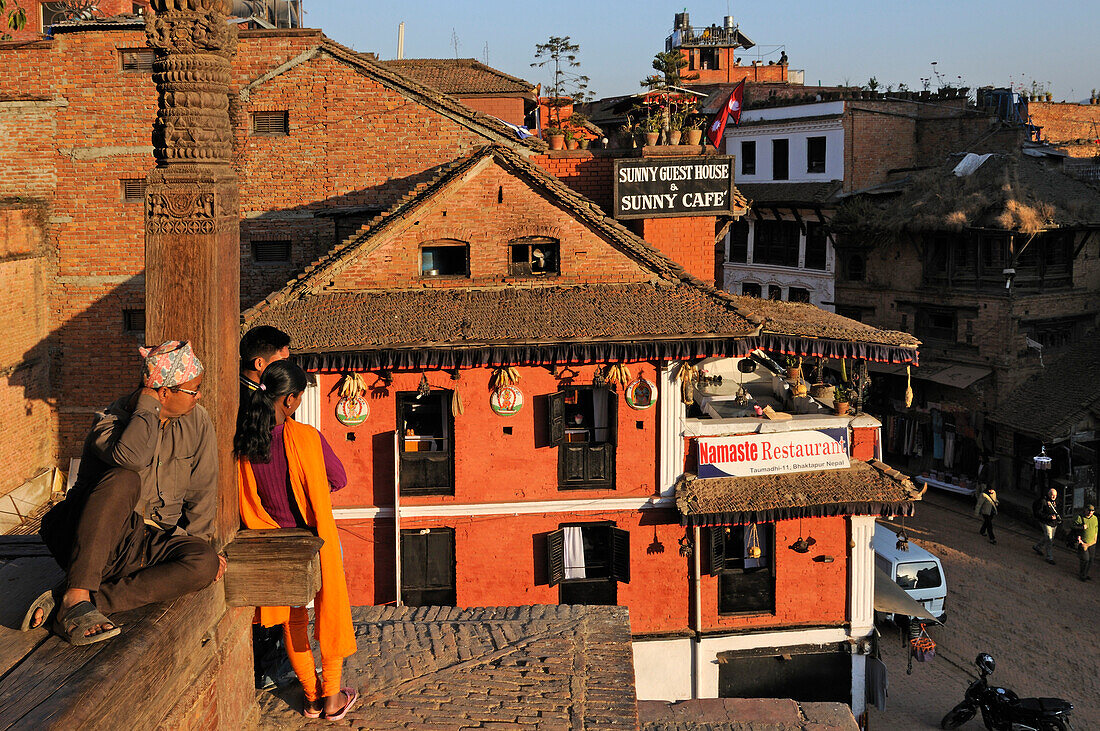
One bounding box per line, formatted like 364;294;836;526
144;0;240;548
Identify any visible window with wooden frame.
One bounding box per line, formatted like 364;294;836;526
741;282;762;298
397;391;454;495
710;524;775;614
753;220;800;268
787;287;810;303
120;178;146;203
728;221;749;263
806;136;827;174
420;241;469;278
39;3;69;32
119;48;155;72
547;522;629;605
804;222;828;271
740;141;756;176
547;387;616;490
401;527;456;607
250;240;292;264
509;237;559;276
915;308;957;343
251;110;289;136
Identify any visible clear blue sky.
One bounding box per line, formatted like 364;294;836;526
305;1;1099;102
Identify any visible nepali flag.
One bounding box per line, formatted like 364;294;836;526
706;80;745;149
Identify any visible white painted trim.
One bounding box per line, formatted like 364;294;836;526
658;363;687;496
334;495;675;521
296;379;322;430
848;515;877;636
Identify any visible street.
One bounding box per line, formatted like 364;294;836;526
868;490;1098;729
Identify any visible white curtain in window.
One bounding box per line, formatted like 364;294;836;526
564;526;587;579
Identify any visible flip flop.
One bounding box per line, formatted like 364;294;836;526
303;704;322;719
324;687;358;722
52;600;121;646
21;585;61;632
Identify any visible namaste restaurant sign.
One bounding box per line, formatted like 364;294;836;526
613;156;737;220
697;429;850;478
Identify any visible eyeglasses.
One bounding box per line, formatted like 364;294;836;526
170;386;201;397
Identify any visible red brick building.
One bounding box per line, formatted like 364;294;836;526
382;58;536;128
243;140;922;712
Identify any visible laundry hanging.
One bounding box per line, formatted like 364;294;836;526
563;526;586;579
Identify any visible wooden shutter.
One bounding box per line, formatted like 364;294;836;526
709;527;725;576
400;531;427;591
547;529;565;586
548;391;565;445
560;443;587;484
424;530;454;589
586;443;613;483
606;390;618;444
252;110;289;136
610;527;630;583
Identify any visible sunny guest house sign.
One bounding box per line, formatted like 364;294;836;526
613;156;737;219
698;429;850;478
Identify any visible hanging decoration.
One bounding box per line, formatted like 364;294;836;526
605;362;632;391
450;371;464;416
490;366;521;391
677;362;698;405
788;515;817;554
625;375;658;410
746;523;762;559
416;373;431;398
904;365;914;408
489;385;524;416
336;372;369;427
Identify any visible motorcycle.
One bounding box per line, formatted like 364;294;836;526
941;653;1073;730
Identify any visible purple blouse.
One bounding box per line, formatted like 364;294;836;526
250;423;347;528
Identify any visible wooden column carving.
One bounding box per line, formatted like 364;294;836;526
144;0;240;548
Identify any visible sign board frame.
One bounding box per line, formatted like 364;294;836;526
612;155;738;220
697;428;850;479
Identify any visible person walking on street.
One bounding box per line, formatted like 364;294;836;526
1033;488;1061;565
1074;504;1097;581
975;485;998;544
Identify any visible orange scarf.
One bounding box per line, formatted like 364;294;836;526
237;418;357;659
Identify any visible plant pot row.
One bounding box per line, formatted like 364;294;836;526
546;135;591;151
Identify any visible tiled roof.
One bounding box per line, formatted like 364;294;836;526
382;58;535;96
317;40;546;152
737;181;843;207
256;604;637;730
250;283;759;353
746;298;920;347
987;335;1100;441
676;459;922;524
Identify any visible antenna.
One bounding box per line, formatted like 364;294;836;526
483;42;489;66
450;28;460;60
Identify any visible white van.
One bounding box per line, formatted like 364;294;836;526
873;524;948;623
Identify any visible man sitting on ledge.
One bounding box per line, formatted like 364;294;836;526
30;341;225;645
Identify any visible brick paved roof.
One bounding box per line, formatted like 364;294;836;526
639;698;858;730
256;604;638;730
987;334;1100;441
244;144;919;365
382;58;535;96
676;459;923;525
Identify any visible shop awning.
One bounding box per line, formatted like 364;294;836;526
864;362;991;390
676;460;924;526
874;566;939;622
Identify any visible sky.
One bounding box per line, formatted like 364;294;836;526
305;1;1100;102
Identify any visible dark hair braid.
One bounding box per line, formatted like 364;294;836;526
233;360;309;463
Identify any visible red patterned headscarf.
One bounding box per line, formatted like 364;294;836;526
140;340;204;388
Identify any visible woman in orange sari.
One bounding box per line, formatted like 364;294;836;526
234;361;358;720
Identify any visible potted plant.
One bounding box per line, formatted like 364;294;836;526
565;128;579;150
617;124;635;148
784;354;802;382
545;126;566;151
682;114;704;146
833;385;850;416
643;114;661;147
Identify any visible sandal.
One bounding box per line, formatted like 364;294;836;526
324;687;358;721
52;600;121;646
21;585;61;632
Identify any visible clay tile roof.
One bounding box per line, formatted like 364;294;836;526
676;459;923;524
258;604;637;729
244;144;919;365
737;181;843;207
987;334;1100;441
318;39;546;152
382;58;535;96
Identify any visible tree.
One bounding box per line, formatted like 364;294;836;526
639;50;700;136
531;36;592;132
1;0;27;39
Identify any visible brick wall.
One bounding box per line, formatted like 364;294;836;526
331;161;653;289
458;96;526;127
0;203;55;498
640;215;717;285
0;26;511;457
1030;101;1100;156
845;110;916;191
532;151;615;211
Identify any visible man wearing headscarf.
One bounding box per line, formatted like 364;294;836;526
33;341;223;645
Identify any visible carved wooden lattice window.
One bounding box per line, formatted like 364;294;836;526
120;178;146;203
250;240;292;263
119;48;155;72
252;111;289;136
